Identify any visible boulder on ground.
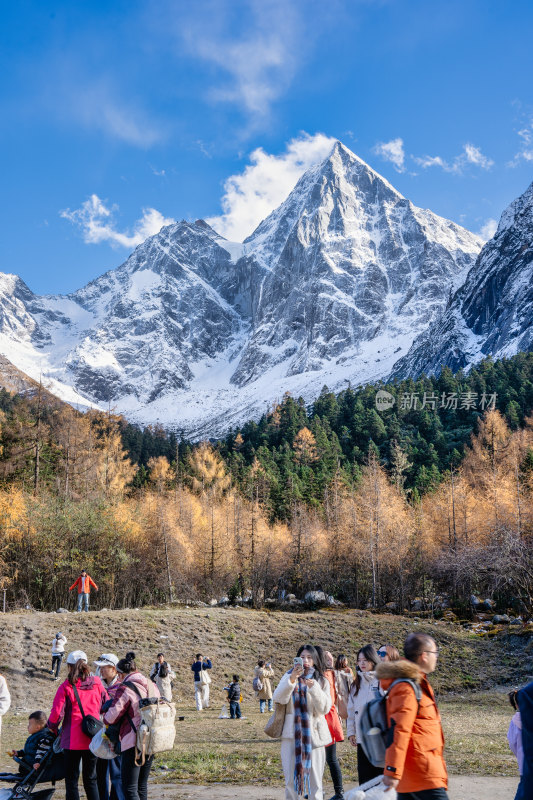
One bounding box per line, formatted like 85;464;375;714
56;608;70;613
209;599;218;606
304;590;328;607
492;614;510;624
510;617;523;626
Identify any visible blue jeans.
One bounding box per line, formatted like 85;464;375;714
96;754;125;800
259;699;273;713
51;653;64;677
77;593;89;612
229;701;241;718
398;790;449;800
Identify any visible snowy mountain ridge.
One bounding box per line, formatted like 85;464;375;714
1;139;526;439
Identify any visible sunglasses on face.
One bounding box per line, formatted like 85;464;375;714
377;650;387;657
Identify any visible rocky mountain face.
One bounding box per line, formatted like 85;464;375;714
233;142;481;387
0;140;510;438
392;179;533;379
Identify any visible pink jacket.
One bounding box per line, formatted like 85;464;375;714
103;671;160;752
48;676;107;750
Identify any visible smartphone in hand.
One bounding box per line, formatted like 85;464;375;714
293;657;304;669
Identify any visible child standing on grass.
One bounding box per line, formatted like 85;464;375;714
508;689;524;776
227;675;242;719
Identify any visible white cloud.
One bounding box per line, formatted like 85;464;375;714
178;0;301;126
372;138;405;172
44;64;163;148
206;132;336;241
413;143;494;174
414;154;449;170
479;218;498;241
73;83;163;147
463;143;493;169
61;195;174;248
509;120;533;165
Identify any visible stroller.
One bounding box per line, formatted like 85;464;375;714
0;734;64;800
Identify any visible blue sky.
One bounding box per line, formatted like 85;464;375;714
1;0;532;294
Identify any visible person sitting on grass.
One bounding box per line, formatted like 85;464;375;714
226;675;243;719
2;710;54;775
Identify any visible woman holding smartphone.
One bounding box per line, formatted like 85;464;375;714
272;644;332;800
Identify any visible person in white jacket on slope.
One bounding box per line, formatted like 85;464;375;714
50;632;67;680
272;643;332;800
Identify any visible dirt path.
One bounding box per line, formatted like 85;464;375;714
152;775;518;800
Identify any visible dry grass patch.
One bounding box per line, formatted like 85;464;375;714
0;605;528;783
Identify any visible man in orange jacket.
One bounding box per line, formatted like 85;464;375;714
69;569;98;612
376;632;448;800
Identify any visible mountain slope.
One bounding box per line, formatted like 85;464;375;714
0;141;484;437
392;179;533;379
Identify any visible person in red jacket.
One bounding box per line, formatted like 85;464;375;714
377;632;448;800
48;650;107;800
69;570;98;612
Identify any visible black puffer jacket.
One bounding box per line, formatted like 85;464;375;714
227;682;240;702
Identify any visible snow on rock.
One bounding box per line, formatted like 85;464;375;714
392;178;533;380
0;140;498;438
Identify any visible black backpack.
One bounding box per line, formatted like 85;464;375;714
158;662;169;679
359;678;422;767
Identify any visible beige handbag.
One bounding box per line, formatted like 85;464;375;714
198;668;211;686
264;701;287;739
335;670;352;720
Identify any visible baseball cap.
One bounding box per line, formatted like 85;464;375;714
94;653;119;667
66;650;88;664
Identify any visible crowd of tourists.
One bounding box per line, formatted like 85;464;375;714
0;629;530;800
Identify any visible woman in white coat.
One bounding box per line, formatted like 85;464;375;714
0;673;10;736
272;643;332;800
346;644;383;785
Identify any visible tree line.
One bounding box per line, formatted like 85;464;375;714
0;352;532;614
120;352;533;521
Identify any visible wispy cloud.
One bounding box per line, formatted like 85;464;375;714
372;138;405;172
413;143;494;174
66;81;163;147
207;132;336;241
61;195;174;248
37;50;164;148
478;218;498;241
509;117;533;166
177;0;302;128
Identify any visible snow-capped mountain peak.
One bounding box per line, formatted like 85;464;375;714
0;140;491;437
